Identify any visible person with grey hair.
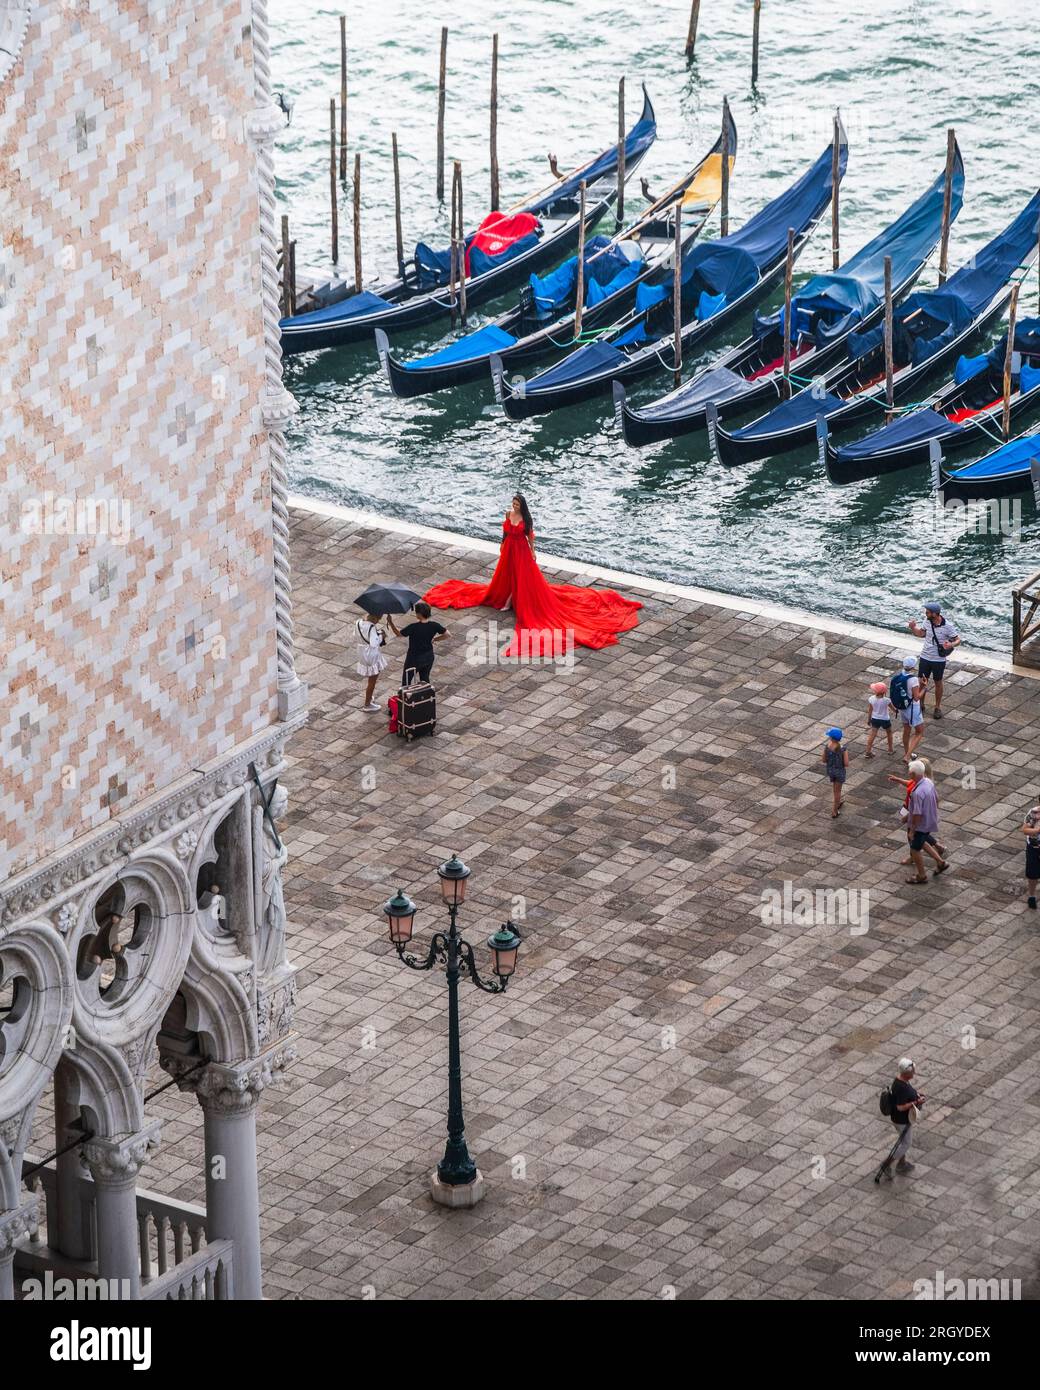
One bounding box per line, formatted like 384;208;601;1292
904;759;948;884
875;1057;926;1183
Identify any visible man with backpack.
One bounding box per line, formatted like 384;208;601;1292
890;657;925;764
875;1057;926;1183
908;601;960;719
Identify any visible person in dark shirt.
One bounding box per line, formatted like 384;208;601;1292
388;601;449;685
875;1057;925;1182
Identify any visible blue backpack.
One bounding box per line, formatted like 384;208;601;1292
889;673;912;711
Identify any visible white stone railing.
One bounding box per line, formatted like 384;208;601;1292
19;1157;229;1297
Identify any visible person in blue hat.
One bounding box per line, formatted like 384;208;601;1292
820;726;849;818
908;602;960;719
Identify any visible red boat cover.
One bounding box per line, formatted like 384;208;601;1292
465;212;540;275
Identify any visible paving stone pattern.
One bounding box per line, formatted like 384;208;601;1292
146;508;1040;1300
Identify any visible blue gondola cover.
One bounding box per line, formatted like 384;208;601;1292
403;324;519;370
284;289;396;326
949;433;1040;481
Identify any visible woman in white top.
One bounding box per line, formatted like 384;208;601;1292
355;611;388;711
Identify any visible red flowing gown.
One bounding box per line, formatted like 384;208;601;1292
423;517;641;657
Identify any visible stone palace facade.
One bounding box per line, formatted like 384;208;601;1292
0;0;305;1299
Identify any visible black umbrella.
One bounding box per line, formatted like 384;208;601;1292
354;581;423;615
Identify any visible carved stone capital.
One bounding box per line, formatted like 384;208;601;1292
261;386;300;432
80;1122;162;1186
0;1195;39;1259
168;1043;297;1116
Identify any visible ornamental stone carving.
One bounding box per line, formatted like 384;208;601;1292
162;1044;296;1115
256;974;296;1048
0;1197;39;1258
256;784;289;976
81;1122;162;1185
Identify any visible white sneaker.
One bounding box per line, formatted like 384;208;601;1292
362;702;381;712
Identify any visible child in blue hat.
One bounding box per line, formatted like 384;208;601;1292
821;727;849;818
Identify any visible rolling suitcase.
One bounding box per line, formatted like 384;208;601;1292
397;669;436;740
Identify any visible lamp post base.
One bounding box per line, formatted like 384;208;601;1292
429;1169;485;1208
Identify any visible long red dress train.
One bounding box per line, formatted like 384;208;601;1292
423;518;641;657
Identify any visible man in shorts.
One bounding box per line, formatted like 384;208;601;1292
1022;797;1040;911
905;760;948;884
908;601;960;719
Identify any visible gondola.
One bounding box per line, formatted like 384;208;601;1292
618;134;965;450
376;106;737;398
709;188;1039;467
824;317;1040;484
491;122;848;421
939;431;1040;501
279;88;657;357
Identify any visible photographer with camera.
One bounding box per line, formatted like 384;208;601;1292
907;601;961;719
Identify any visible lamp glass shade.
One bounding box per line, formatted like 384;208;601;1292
437;852;470;905
488;925;521;978
383;889;416;945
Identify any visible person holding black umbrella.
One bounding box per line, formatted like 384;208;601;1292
354;582;423;713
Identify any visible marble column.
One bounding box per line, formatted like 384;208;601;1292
0;1197;38;1301
198;1063;264;1301
53;1070;90;1260
81;1124;162;1299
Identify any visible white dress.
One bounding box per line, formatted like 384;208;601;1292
355;618;388;677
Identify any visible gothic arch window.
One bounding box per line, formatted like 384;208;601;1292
0;2;33;89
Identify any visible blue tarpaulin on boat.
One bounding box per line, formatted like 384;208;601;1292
847;192;1040;368
524;339;628;388
1021;361;1040;393
833;407;965;462
404;324;518;371
683;241;759;300
755;144;965;346
725;137;848;271
986;316;1040;368
955;353;990;383
728;388;845;439
525;92;657;215
635;281;668;314
949;434;1040;481
696;290;727;320
415;240;461;289
284;289;396;326
586;256;643;306
528;236;613;312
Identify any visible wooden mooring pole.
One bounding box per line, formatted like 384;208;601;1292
685;0;701;60
392;132;405;278
884;255;894;420
289;240;297;315
938;127;956;285
673;211;683;387
617;77;626;226
339;15;347;180
1003;281;1020;440
490;34;500;212
329;98;339;262
720;97;731;237
781;226;794;399
352;152;362;292
436;26;448;202
752;1;762;86
574;180;587;339
280;214;291;317
455;159;467;328
449;160;458;328
831;113;841;271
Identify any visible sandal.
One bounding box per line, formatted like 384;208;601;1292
905;875;928;884
831;801;844;818
933;861;950;876
865;751;875;759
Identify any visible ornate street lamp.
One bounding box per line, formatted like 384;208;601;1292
381;853;521;1208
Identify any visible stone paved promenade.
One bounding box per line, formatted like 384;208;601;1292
149;502;1040;1300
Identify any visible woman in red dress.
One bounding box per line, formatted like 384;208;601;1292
423;494;641;658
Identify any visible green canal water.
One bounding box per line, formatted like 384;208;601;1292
273;0;1039;652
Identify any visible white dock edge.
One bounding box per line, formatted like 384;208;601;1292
289;493;1040;682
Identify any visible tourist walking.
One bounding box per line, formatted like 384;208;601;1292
890;657;925;763
355;611;389;712
1022;796;1040;910
907;601;960;718
889;759;946;871
875;1058;926;1183
903;760;949;883
387;601;449;686
865;681;895;758
821;726;849;818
